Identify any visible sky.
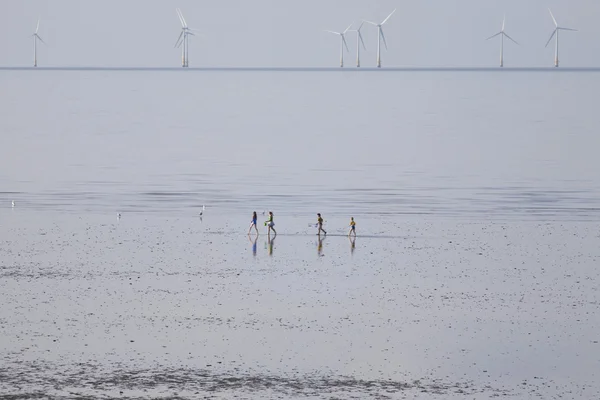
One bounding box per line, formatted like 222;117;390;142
1;0;599;68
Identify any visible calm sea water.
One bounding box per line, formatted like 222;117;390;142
1;69;599;219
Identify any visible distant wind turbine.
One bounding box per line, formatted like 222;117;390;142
31;18;46;67
174;8;199;67
486;15;518;67
349;22;367;68
364;9;396;68
325;24;351;67
545;9;577;68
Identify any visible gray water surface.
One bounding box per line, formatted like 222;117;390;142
1;70;599;219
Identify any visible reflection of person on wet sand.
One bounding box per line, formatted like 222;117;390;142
268;234;276;256
248;234;257;257
317;235;325;256
349;236;355;255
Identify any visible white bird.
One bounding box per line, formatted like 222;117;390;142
199;205;205;216
12;200;15;208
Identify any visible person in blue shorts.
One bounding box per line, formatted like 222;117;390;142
348;217;356;237
248;211;259;234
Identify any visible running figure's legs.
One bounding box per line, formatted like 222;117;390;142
318;224;326;236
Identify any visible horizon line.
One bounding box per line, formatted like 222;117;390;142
2;66;600;72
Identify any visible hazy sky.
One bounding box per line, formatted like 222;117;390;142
1;0;599;68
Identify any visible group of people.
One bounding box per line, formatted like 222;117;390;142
247;211;357;237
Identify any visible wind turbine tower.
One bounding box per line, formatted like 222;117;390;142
364;9;396;68
325;24;351;67
349;22;367;68
31;18;46;67
546;9;577;68
486;15;518;67
174;8;198;67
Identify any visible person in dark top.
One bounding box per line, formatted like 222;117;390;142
248;211;259;234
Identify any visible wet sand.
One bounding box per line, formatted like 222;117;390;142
1;210;599;399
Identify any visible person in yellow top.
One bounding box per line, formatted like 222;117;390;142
348;217;356;237
317;213;327;236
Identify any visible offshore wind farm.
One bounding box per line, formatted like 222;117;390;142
4;6;588;69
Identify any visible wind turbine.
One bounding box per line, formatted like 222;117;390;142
546;9;577;68
486;15;518;67
349;22;367;68
364;9;396;68
174;8;198;67
325;24;351;67
31;18;46;67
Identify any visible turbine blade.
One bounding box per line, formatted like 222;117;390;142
380;28;388;50
174;31;184;47
381;9;396;25
363;20;378;26
357;21;364;32
358;31;366;50
545;29;557;48
187;32;195;36
503;32;519;45
179;10;188;28
548;8;558;27
325;30;341;35
486;32;502;41
36;18;40;34
559;27;578;32
342;35;349;52
36;35;46;45
176;8;186;27
501;14;505;31
344;24;352;34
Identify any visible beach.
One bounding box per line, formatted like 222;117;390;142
1;210;598;399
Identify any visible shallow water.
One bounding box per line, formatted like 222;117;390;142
1;70;600;219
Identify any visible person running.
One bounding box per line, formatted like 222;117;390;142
317;213;327;236
265;211;276;235
348;217;356;237
248;211;259;234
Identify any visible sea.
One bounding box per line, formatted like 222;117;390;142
1;67;600;220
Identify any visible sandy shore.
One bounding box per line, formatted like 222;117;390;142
1;210;599;399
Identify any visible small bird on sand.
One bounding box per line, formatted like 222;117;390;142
199;205;205;216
